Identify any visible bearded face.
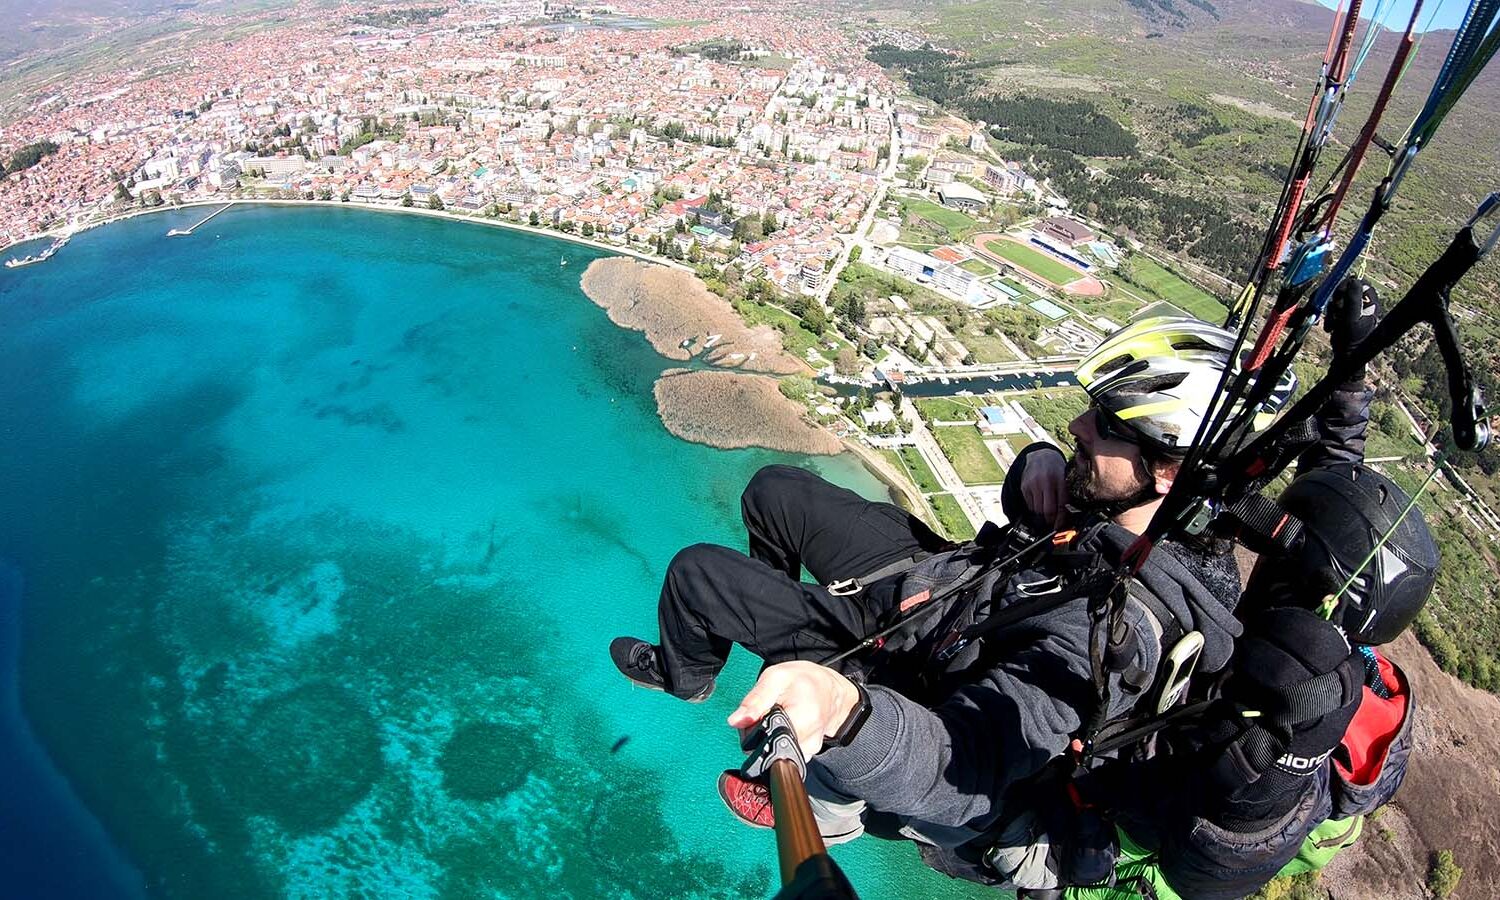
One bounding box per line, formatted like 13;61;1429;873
1065;410;1161;513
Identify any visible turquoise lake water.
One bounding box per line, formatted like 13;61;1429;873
0;206;992;899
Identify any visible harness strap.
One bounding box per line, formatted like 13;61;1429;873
1089;698;1219;757
822;527;1055;668
828;551;936;596
1234;726;1286;775
958;567;1114;643
1275;669;1348;725
1219;492;1306;556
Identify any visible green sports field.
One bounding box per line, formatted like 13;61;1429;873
901;197;980;241
1124;256;1227;321
984;239;1082;285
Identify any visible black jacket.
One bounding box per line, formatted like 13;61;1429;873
811;445;1241;842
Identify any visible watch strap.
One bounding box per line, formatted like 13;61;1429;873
826;679;872;749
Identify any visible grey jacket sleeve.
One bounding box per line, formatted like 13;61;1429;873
812;602;1155;829
1295;374;1373;473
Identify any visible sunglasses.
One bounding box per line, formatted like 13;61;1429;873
1091;404;1144;446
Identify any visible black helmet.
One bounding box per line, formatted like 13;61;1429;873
1244;464;1439;645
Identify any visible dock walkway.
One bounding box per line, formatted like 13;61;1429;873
167;203;232;236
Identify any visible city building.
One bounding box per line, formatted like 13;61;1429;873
936;181;984;212
1040;215;1096;248
977;405;1024;436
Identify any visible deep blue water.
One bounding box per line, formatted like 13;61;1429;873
0;206;993;899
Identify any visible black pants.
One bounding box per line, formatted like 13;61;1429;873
655;464;951;698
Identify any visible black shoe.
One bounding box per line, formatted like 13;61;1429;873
609;637;714;702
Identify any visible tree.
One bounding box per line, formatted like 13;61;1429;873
733;215;763;242
1428;850;1462;899
581;222;595;236
779;375;815;400
1373;402;1404;436
529;211;541;226
559;220;576;233
762;210;779;235
849;245;863;263
835;347;860;376
401;193;414;208
688;242;703;263
427;194;444;210
835;293;867;325
801;303;827;335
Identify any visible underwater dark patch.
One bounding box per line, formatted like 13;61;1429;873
232;682;383;834
439;721;537;801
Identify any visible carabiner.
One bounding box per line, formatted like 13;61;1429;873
1466;192;1500;259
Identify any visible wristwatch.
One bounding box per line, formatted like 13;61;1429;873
824;678;872;749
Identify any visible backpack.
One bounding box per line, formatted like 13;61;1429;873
1277;648;1413;879
1063;649;1414;899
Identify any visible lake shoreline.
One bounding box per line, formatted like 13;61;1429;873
3;197;693;270
10;199;920;524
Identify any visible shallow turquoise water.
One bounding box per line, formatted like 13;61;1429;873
0;206;991;899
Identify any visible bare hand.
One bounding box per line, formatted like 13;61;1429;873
727;661;860;758
1020;448;1068;528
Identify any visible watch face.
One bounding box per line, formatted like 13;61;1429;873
831;682;872;747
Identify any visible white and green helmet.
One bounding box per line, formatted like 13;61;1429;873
1075;316;1297;456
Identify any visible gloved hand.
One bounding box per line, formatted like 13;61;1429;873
1201;606;1362;809
1019;446;1068;528
1325;276;1381;359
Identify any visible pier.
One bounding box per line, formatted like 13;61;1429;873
166;203;232;236
3;233;69;269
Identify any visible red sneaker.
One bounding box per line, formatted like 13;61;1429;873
717;770;775;829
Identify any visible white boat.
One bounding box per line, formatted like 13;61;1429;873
560;255;568;267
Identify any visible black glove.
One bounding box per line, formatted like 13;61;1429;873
1325;276;1381;359
1200;607;1362;817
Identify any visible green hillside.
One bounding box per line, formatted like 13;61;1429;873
856;0;1500;693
